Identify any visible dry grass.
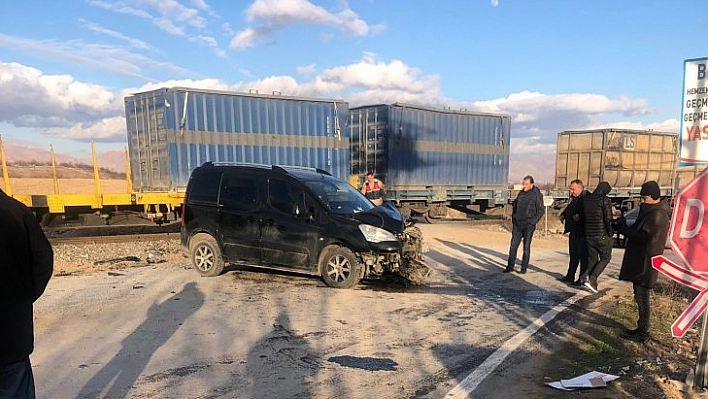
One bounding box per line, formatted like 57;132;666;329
2;165;129;195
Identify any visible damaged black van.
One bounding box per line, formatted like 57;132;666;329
180;162;430;288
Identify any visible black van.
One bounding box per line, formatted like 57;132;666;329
180;162;430;288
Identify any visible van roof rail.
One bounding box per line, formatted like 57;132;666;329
202;161;271;168
200;161;331;176
272;165;332;176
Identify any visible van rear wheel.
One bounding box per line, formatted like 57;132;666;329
189;233;225;277
319;246;362;288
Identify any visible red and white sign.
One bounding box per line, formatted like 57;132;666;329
652;256;708;337
669;166;708;273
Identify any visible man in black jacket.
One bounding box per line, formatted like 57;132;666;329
559;179;589;283
616;181;670;343
505;175;544;274
576;181;614;293
0;188;53;398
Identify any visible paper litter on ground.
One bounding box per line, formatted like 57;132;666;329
546;371;620;391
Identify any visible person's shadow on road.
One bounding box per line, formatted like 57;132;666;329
77;282;204;399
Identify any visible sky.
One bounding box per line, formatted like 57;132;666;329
0;0;702;182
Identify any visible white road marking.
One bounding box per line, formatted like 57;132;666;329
445;291;587;397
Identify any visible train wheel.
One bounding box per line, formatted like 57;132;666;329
424;209;441;224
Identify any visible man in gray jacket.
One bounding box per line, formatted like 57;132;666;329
0;188;54;398
505;175;545;274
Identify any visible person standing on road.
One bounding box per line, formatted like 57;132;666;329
558;179;589;284
361;172;385;206
575;181;614;293
0;188;54;399
505;175;544;274
616;181;670;343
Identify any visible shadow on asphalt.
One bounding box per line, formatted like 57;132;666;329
76;282;204;399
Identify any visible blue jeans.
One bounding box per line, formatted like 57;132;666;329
0;358;35;399
507;223;535;270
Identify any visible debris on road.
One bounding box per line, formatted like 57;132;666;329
546;371;620;391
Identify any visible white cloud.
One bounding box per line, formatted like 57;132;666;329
0;62;121;139
464;91;655;148
230;27;268;49
90;0;206;34
491;0;500;7
296;63;317;75
0;57;678;155
44;116;127;140
230;0;383;49
89;0;229;55
80;19;151;50
0;33;195;81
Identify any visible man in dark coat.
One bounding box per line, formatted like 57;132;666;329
0;188;54;398
576;181;614;293
558;179;589;283
505;175;545;274
616;181;670;343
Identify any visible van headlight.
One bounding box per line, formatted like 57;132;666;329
358;224;397;243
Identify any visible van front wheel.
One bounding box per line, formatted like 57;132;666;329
319;246;362;288
189;233;225;277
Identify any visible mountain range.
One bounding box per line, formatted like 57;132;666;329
2;141;556;185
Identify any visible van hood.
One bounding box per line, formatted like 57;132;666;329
352;202;406;233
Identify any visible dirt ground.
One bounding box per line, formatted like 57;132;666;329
46;220;707;398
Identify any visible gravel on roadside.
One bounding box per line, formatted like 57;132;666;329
51;239;185;276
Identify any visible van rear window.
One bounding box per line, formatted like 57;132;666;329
188;171;222;204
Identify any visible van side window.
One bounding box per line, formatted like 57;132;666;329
220;174;258;210
269;180;304;214
189;171;222;204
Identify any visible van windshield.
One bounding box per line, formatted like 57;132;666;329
302;177;375;215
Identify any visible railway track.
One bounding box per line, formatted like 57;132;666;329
45;222;181;245
44;214;507;246
49;232;179;246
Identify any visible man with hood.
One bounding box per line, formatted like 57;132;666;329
559;179;589;283
616;181;670;343
505;175;544;274
576;181;614;293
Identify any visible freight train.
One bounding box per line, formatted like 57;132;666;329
350;103;510;222
3;87;511;224
547;128;700;211
4;88;694;225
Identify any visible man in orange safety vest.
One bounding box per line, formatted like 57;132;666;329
361;172;385;206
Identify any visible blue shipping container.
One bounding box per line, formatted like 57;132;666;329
351;103;510;189
125;87;350;191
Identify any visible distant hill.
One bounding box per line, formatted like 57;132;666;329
2;141;127;177
509;152;556;187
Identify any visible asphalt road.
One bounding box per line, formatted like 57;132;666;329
31;223;618;398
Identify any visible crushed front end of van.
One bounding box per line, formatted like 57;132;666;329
352;203;431;285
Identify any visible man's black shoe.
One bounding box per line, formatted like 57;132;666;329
571;280;585;287
620;328;641;338
503;267;514;273
621;329;650;343
557;276;574;283
519;266;528;274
